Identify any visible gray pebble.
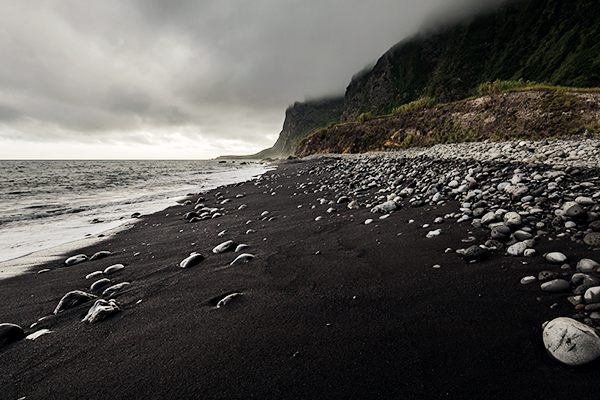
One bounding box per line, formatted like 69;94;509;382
103;264;125;275
584;287;600;303
102;282;131;298
577;259;600;273
65;254;88;266
230;253;255;266
545;252;567;264
520;276;536;284
86;271;104;280
235;244;249;252
538;271;559;283
180;252;205;269
212;240;238;254
54;291;97;314
82;299;120;324
584;232;600;246
507;242;527;256
540;279;571;293
462;245;489;261
89;251;112;261
0;323;25;349
513;230;532;241
491;225;511;241
90;278;112;291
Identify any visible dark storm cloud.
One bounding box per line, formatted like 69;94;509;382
0;0;513;156
422;0;519;31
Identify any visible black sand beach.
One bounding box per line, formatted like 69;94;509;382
2;155;600;399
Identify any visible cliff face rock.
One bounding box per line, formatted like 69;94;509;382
341;33;445;123
341;0;600;122
252;97;344;159
296;90;600;157
256;0;600;158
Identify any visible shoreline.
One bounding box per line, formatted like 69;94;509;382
2;140;600;399
0;219;137;280
0;161;273;277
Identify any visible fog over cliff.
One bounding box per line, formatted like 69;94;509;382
0;0;511;159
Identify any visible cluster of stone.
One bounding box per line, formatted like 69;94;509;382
301;137;600;366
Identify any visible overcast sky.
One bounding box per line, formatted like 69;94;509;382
0;0;508;159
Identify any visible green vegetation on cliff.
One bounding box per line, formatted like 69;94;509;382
342;0;600;122
295;89;600;157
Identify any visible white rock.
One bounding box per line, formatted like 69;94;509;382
585;286;600;304
235;244;249;252
85;271;103;280
230;253;255;266
507;242;527;256
216;293;242;308
524;249;536;257
180;252;205;269
65;254;88;266
103;264;125;275
497;182;510;191
26;329;53;340
503;211;522;228
481;212;497;225
543;317;600;366
520;276;536;284
563;201;584;218
90;278;111;291
426;229;441;238
213;240;237;254
82;299;120;324
456;185;469;193
372;200;397;214
577;259;600;273
347;200;359;209
545;252;567;264
576;196;595;206
102;282;131;298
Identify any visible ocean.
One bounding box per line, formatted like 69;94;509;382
0;160;270;263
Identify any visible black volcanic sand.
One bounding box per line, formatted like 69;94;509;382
2;157;600;399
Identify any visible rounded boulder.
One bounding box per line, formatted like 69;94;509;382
577;259;600;274
585;286;600;304
540;279;571;293
545;252;567;264
65;254;88;266
543;317;600;366
0;323;25;349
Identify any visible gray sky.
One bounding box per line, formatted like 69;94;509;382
0;0;508;159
